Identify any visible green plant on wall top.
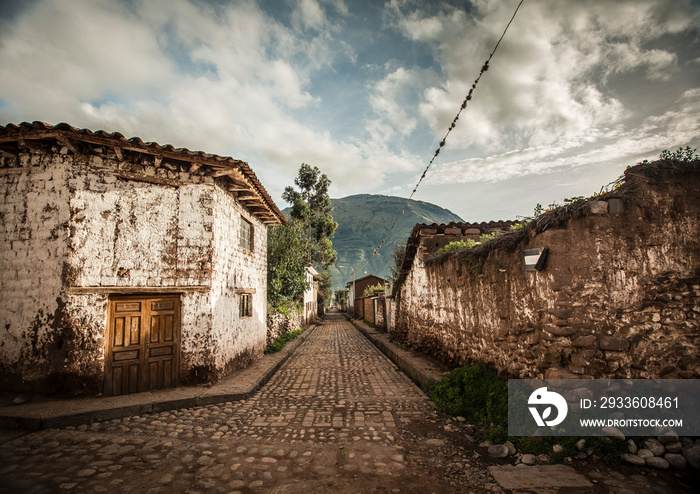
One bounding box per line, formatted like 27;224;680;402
659;146;699;162
435;239;475;255
479;232;500;244
362;283;384;297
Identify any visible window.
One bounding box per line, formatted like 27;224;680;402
240;216;253;251
239;293;252;317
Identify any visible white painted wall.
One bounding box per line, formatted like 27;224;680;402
210;183;267;377
0;148;272;393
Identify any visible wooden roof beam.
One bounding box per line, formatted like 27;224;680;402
56;136;79;155
210;168;241;178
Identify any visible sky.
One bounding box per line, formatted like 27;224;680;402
1;0;699;222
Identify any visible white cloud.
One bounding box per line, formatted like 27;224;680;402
427;86;700;185
386;0;696;154
0;0;697;220
0;0;392;198
293;0;327;31
0;0;173;121
368;66;440;138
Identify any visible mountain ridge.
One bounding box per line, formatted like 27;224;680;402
327;194;464;290
281;194;463;290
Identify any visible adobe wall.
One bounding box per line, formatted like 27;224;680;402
396;165;700;380
210;183;268;379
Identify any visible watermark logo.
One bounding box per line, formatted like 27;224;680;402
528;387;568;427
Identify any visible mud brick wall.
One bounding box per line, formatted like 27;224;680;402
0;155;86;392
396;163;700;380
210;183;268;378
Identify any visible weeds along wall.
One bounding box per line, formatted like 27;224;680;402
395;161;700;380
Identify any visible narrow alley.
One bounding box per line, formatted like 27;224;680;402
0;313;498;493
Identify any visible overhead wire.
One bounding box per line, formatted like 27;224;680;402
347;0;525;282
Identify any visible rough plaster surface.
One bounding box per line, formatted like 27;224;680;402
397;173;700;380
1;149;269;394
210;183;267;378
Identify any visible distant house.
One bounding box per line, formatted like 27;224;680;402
346;274;386;319
303;265;320;325
0;122;285;396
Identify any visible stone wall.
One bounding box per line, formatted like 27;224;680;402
266;309;304;348
396;162;700;380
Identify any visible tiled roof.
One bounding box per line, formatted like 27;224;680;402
345;273;386;287
411;220;515;234
0;121;285;225
392;220;515;296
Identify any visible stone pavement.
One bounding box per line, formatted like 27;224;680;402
0;323;318;431
1;313;698;493
0;313;501;493
349;317;452;387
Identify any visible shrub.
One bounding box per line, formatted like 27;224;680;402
265;328;304;354
435;239;476;254
424;363;629;462
424;362;508;440
479;232;500;244
362;283;385;297
269;300;302;318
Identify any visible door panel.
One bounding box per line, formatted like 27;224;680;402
105;296;180;396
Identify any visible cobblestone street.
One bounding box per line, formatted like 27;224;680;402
0;313;498;493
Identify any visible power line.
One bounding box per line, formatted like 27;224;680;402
350;0;525;279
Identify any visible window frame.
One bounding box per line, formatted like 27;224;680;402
239;293;252;318
239;216;253;251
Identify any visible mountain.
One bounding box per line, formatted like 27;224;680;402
327;194;463;290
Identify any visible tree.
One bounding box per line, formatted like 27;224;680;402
282;164;338;270
267;219;310;306
333;289;346;305
389;242;406;283
316;269;333;317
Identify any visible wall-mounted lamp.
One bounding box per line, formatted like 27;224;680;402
523;247;549;271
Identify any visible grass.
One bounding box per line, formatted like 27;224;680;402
360;317;376;329
265;328;305;354
423;362;628;463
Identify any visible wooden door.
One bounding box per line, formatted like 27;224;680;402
105;296;180;396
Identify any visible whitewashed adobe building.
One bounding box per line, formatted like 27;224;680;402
0;122;285;396
303;265;320;325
